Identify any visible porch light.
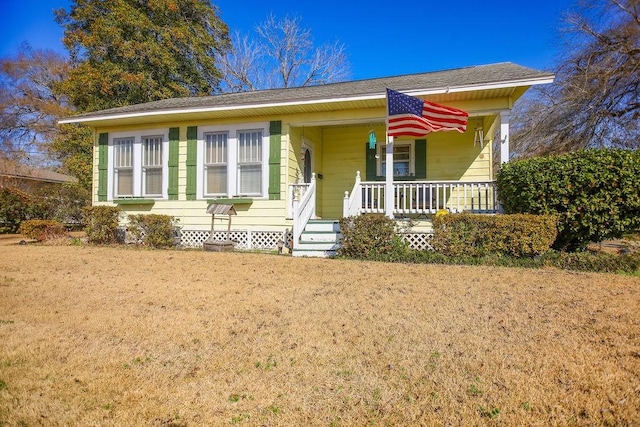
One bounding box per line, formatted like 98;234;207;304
368;130;377;149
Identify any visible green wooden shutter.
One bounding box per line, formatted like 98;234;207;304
415;139;427;179
168;127;179;200
365;143;377;181
97;133;108;201
268;121;282;200
186;126;197;200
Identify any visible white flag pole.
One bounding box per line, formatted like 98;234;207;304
385;91;394;218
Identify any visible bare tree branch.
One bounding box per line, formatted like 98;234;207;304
220;14;350;92
512;0;639;157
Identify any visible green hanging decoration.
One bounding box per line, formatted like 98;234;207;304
368;129;377;149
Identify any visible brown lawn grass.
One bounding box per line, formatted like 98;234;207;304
0;243;639;426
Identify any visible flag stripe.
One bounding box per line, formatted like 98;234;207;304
386;88;468;137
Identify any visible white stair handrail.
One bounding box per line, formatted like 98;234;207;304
292;173;317;245
342;171;362;217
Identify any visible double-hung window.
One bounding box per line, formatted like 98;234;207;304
142;136;163;197
204;132;227;196
114;137;134;197
237;130;262;195
196;124;268;199
109;130;167;200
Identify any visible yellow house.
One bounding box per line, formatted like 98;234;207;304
60;62;554;256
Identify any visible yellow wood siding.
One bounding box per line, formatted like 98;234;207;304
426;131;492;181
92;96;506;225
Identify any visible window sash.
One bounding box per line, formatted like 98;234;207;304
204;132;228;196
205;165;227;195
114;138;133;197
143;167;162;196
142;136;163;196
238;164;261;195
238;131;262;163
115;168;133;197
142;136;163;167
237;131;262;195
204;132;227;165
114;138;133;168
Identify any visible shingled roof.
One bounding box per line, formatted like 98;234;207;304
60;62;554;125
0;159;78;184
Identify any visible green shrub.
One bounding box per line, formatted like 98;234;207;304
34;183;91;228
497;149;640;251
370;246;639;274
540;250;640;274
432;213;557;257
127;214;177;248
83;206;121;244
19;219;66;241
338;214;408;260
0;187;49;233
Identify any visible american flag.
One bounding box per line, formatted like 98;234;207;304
386;88;468;137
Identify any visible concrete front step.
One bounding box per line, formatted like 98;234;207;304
292;249;337;258
292;220;341;257
299;230;343;242
304;219;340;232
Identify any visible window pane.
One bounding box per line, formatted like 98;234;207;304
144;167;162;196
238;164;261;194
206;165;227;195
114;138;133;167
238;131;262;163
116;169;133;197
143;136;163;167
205;133;227;164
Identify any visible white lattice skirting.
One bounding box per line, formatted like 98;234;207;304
178;229;433;251
179;229;294;250
400;232;434;251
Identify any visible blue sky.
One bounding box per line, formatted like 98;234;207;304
0;0;576;80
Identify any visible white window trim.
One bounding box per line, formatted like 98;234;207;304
107;129;169;201
377;140;416;177
196;122;270;199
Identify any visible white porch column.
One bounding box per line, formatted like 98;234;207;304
500;110;510;163
385;136;394;218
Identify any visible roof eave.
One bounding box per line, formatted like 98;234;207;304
58;75;554;126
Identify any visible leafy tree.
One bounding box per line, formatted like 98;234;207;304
511;0;639;156
49;123;94;190
0;45;68;164
0;45;94;189
220;15;350;92
55;0;231;111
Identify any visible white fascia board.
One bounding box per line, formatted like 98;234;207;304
402;76;555;97
58;75;554;125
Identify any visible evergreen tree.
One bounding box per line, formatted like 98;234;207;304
55;0;231;111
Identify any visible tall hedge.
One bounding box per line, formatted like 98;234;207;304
497;149;640;251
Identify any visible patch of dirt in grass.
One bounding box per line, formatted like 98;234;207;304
0;245;639;426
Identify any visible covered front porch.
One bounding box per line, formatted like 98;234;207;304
286;112;508;256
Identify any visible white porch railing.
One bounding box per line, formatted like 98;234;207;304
292;173;317;245
343;171;499;217
287;182;311;219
